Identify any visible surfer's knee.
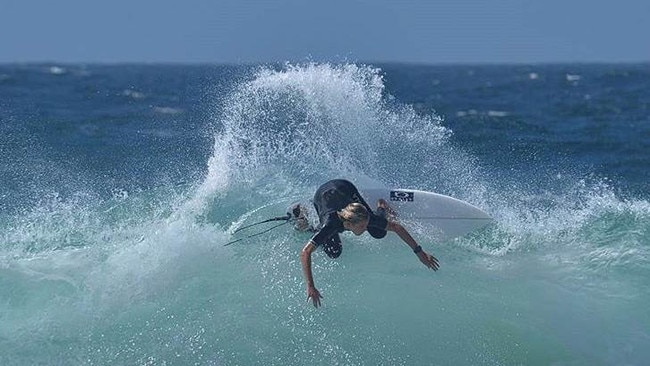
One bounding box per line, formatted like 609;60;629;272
367;226;387;239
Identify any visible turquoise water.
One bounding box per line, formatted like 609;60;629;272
1;62;649;365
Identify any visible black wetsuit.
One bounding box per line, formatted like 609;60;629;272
310;179;388;258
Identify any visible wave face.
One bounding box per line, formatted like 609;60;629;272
1;62;649;365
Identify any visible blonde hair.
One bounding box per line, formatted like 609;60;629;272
337;202;369;224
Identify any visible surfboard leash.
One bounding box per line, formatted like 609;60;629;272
233;214;291;233
224;214;292;246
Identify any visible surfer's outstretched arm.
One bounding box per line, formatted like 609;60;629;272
301;241;323;307
386;221;439;271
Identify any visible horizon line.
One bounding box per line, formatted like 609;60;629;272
1;59;649;67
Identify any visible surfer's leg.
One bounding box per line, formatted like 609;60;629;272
289;203;312;232
367;225;387;239
367;206;387;238
377;199;397;218
367;199;396;239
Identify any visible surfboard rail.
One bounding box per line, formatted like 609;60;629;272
360;188;492;241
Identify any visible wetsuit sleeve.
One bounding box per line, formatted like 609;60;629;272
310;223;339;248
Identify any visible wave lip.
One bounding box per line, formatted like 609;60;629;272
199;62;451;200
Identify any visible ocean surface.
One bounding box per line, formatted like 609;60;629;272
1;62;649;365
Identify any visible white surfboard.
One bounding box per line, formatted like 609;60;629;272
359;188;492;242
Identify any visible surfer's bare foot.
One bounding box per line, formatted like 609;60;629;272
377;199;397;220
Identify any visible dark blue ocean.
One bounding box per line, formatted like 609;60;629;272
1;62;649;365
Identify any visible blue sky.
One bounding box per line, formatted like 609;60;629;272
1;0;648;64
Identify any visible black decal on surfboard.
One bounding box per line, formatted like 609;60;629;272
390;190;414;202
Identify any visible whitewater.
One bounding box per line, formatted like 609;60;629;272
1;62;649;365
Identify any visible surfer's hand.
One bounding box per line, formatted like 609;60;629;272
307;286;323;307
418;251;439;271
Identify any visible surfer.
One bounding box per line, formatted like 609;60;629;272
300;179;439;308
